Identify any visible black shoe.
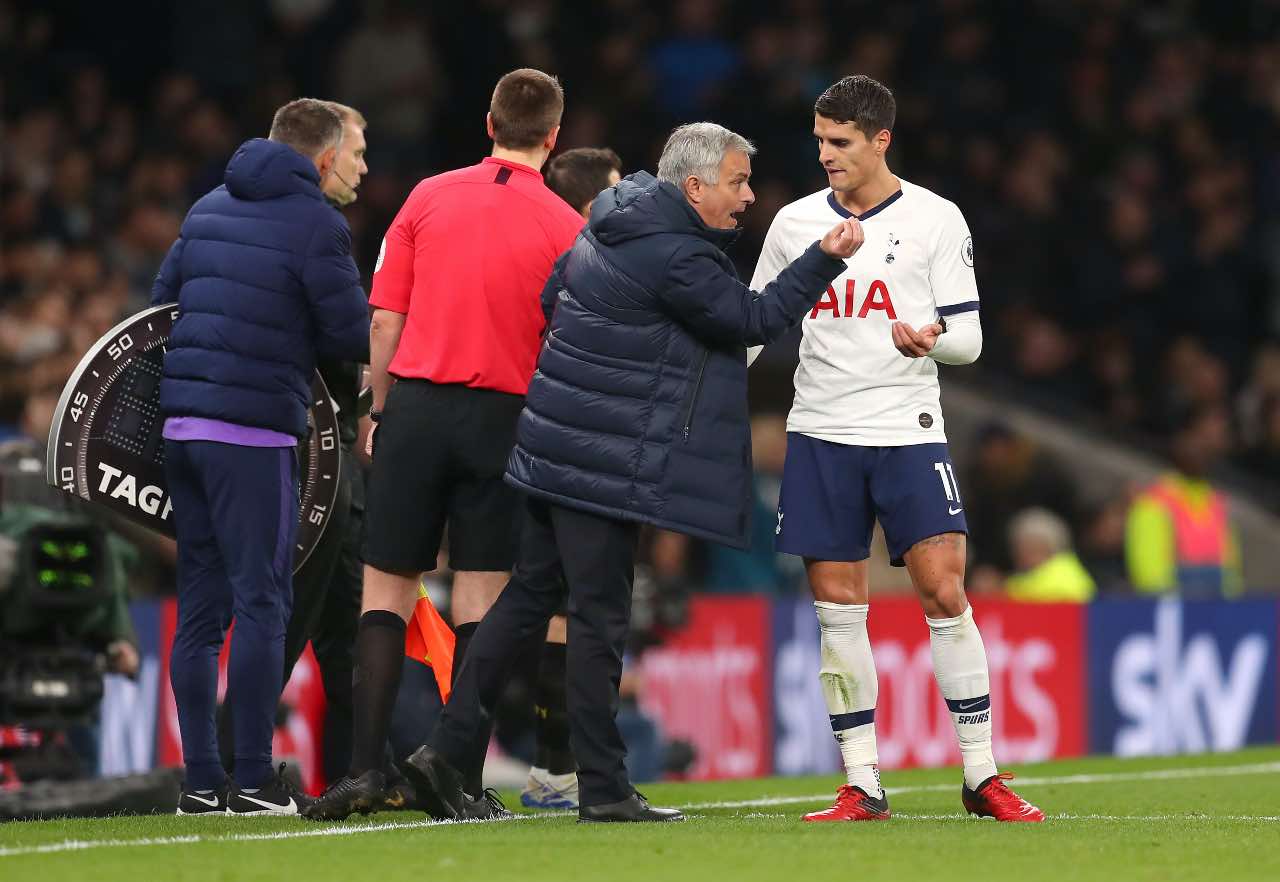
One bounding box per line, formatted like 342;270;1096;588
177;786;229;816
302;770;387;821
401;745;469;821
578;792;685;823
460;788;516;821
228;764;314;817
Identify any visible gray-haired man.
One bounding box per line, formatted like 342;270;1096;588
403;123;864;823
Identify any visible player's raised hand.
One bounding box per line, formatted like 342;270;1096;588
819;218;864;259
892;321;943;357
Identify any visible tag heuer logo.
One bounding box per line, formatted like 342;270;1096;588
919;413;934;428
961;237;974;267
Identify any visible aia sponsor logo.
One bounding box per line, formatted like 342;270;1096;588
809;279;897;320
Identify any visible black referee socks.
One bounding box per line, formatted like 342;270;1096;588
349;610;406;777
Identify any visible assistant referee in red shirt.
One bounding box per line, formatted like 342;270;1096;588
305;68;583;821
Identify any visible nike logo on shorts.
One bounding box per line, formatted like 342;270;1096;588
948;506;963;515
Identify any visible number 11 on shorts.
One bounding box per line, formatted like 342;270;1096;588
933;461;963;513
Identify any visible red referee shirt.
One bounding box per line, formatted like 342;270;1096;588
370;157;584;395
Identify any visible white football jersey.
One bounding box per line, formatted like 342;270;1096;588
750;178;979;446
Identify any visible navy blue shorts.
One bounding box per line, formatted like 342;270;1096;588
775;433;968;566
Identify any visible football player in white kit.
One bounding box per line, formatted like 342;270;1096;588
750;75;1044;823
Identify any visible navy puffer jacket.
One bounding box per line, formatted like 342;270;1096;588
151;138;369;438
506;172;845;548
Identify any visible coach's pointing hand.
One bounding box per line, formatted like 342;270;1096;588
820;218;865;259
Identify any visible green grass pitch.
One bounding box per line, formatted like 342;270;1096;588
2;747;1278;882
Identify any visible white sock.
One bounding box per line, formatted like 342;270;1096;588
815;601;881;797
926;606;998;790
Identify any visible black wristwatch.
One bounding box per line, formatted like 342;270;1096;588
369;410;382;424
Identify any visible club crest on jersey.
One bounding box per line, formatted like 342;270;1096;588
962;236;974;267
885;233;900;264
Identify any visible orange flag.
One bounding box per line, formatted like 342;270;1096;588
404;582;455;702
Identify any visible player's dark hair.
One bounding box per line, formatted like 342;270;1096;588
490;68;565;149
545;147;623;212
814;75;896;139
268;98;343;157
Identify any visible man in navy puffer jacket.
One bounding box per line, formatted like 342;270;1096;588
408;123;864;824
150;99;369;815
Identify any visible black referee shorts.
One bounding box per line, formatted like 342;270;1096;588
363;379;524;574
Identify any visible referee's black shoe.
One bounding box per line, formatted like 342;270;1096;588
578;792;685;823
401;745;469;821
302;770;386;821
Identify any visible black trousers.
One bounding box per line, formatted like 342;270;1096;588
220;453;364;783
430;497;639;806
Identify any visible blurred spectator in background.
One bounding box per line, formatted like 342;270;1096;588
963;423;1079;575
1237;344;1280;448
335;0;443;169
1236;395;1280;506
1004;508;1096;604
647;0;738;120
1126;405;1241;598
1077;495;1133;595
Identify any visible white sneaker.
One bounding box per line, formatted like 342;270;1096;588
519;767;579;809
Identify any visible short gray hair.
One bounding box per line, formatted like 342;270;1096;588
323;101;367;130
268;98;343;158
657;122;756;188
1008;507;1072;555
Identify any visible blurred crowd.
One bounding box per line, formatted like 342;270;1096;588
3;0;1279;596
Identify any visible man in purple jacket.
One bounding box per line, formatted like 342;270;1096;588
150;98;369;817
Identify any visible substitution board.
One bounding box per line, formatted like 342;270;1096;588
45;304;342;572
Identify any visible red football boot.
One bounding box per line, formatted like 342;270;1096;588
802;785;891;822
961;773;1045;822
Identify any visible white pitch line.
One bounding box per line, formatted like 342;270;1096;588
0;835;202;858
0;814;540;859
2;760;1277;858
682;760;1280;810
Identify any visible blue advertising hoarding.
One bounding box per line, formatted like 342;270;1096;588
1087;598;1278;756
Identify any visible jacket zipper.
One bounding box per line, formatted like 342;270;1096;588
682;351;709;442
